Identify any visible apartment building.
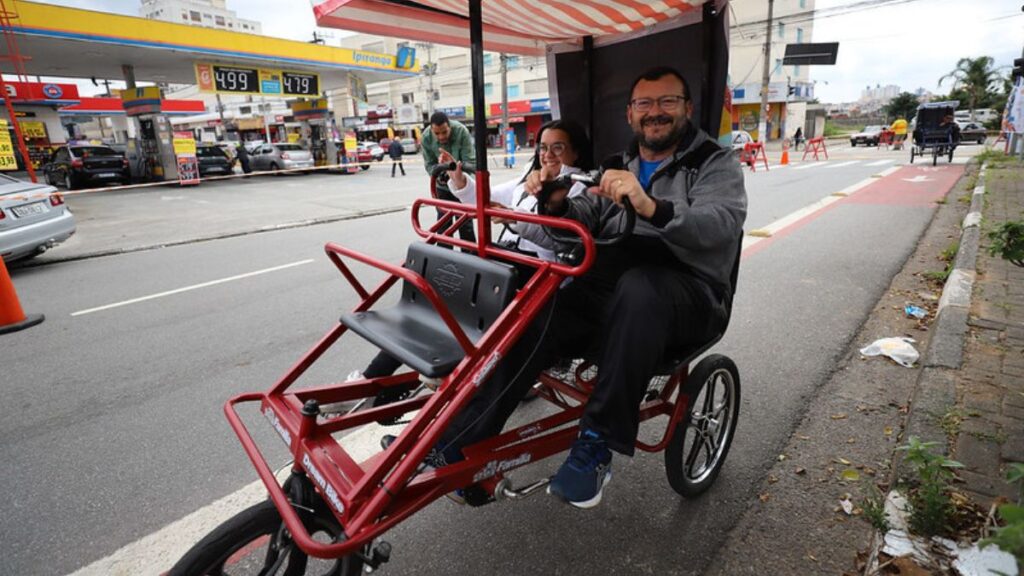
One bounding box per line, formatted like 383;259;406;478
140;0;262;34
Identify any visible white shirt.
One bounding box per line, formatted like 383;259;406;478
450;164;587;261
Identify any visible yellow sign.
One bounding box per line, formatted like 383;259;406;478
20;121;46;139
172;135;197;156
0;119;15;171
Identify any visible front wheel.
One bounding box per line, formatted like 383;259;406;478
910;148;916;163
168;500;364;576
665;354;740;497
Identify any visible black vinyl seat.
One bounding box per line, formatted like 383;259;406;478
341;243;518;378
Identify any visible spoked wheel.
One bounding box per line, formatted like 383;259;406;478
168;500;364;576
664;354;740;497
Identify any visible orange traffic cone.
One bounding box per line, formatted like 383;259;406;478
0;257;43;334
780;148;789;165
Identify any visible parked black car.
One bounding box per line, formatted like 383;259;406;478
196;144;234;177
43;144;129;190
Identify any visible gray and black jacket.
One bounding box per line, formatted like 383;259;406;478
520;126;747;297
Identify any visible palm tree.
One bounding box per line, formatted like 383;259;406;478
938;57;1000;119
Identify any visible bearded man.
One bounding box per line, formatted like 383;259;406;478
429;66;748;509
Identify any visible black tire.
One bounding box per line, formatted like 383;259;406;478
168;500;363;576
910;148;915;163
271;163;281;175
665;354;741;497
932;150;938;166
44;171;53;186
64;173;75;191
850;141;856;147
360;164;369;171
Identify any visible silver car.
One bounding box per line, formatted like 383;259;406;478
400;138;419;155
249;143;314;173
0;173;76;262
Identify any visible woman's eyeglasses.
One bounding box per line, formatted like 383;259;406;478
539;142;569;156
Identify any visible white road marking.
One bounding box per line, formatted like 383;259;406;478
793;161;827;170
825;160;859;168
865;159;894;166
64;415;405;576
71;259;315;316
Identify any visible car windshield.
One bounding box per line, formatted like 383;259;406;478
72;146;120;157
863;126;883;133
276;144;304;151
196;147;226;158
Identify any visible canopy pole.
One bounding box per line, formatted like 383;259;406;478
582;36;594;145
700;1;717;134
468;0;491;253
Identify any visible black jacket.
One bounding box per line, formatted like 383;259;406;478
388;140;403;159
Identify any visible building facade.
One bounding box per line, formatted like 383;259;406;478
140;0;262;34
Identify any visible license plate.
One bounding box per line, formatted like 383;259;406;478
97;172;117;178
12;202;46;218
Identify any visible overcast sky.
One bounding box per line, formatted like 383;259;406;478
27;0;1024;103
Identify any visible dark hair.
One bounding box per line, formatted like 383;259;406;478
429;111;450;126
629;66;691;102
528;119;594;174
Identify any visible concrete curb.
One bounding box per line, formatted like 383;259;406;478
923;163;987;368
13;206;408;269
904;162;986;451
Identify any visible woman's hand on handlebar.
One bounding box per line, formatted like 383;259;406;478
525;164;569;211
590;169;656;219
448;161;468;190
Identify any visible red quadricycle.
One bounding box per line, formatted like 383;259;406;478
170;1;741;574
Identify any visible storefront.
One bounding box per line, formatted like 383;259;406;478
0;81;81;169
437;97;552;149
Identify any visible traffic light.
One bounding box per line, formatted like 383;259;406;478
1014;58;1024;82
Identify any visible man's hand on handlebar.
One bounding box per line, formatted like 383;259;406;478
590;169;656;219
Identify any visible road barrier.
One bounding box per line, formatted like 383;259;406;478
802;137;829;162
739;141;769;172
0;256;43;334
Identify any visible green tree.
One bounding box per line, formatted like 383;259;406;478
884;92;919;121
938;56;1001;115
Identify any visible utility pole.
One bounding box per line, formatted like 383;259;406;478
500;53;510;167
757;0;774;142
416;42;436;117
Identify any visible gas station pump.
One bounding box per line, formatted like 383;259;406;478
131;114;178;181
292;98;339;168
121;87;178;181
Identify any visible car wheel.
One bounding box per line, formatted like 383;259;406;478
64;173;75;191
270;163;281;175
850;141;856;147
44;171;53;186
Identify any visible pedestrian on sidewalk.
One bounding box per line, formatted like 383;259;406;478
792;127;803;150
388;138;405;177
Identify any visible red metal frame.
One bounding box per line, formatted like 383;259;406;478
222;183;698;559
802;136;829;161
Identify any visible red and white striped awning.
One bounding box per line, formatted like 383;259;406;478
313;0;710;55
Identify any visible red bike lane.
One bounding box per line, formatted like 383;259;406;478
744;163;966;258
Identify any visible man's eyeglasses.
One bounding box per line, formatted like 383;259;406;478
539;142;569;156
630;95;689;113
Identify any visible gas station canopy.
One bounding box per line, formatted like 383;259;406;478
9;1;418;88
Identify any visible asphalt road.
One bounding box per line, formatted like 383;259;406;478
0;144;978;575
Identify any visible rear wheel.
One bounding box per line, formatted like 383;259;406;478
168;500;363;576
271;163;282;175
64;173;76;191
665;354;740;497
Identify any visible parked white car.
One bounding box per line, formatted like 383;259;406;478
0;174;76;262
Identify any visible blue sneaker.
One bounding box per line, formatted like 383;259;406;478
547;429;612;508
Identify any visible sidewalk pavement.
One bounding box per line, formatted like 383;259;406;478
907;157;1024;505
706;155;1023;575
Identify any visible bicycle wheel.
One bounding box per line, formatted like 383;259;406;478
168;500;363;576
664;354;741;497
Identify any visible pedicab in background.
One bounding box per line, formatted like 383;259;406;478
170;1;741;574
910;100;960;166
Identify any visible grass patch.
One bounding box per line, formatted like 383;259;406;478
938;406;968;441
940;240;960;264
